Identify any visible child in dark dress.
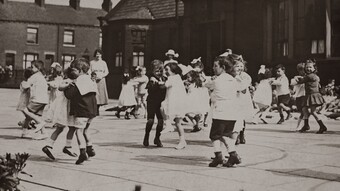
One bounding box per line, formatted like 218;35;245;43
297;59;327;134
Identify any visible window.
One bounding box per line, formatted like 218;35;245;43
27;27;38;44
45;54;54;68
332;0;340;57
63;30;74;45
99;32;102;48
23;53;38;69
294;0;325;57
115;52;123;67
133;52;144;66
5;53;15;69
61;55;75;69
311;40;325;54
275;0;289;57
131;30;146;67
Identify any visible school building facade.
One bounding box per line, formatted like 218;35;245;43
0;0;109;87
102;0;339;98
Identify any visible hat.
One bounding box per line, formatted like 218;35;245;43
191;57;201;64
258;65;266;74
179;64;193;76
51;62;61;68
165;49;179;58
219;49;232;57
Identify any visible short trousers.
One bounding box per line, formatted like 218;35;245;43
209;119;236;141
73;117;90;129
277;94;291;106
27;102;46;116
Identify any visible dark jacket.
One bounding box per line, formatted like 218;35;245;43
64;83;97;118
146;75;166;103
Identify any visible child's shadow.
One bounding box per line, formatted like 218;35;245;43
0;134;22;140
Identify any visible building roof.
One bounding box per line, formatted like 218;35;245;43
0;1;106;27
105;0;184;21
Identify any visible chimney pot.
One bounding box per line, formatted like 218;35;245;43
70;0;80;10
35;0;45;7
102;0;112;12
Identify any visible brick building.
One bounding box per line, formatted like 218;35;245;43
103;0;340;98
0;0;108;87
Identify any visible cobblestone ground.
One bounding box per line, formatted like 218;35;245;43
1;88;340;191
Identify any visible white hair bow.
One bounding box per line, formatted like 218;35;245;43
191;57;201;64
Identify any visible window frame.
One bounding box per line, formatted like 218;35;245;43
26;27;38;44
23;53;39;69
61;54;75;69
63;29;75;46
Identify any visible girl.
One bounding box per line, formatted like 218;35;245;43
44;64;63;123
21;60;49;140
297;60;327;134
17;67;33;128
116;73;137;119
252;67;273;124
158;62;188;149
205;56;241;168
270;64;292;124
143;60;167;147
41;67;79;161
231;54;253;145
90;49;109;115
290;63;306;131
184;70;204;132
191;57;210;127
134;66;149;118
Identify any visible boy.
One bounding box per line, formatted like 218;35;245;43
64;58;97;164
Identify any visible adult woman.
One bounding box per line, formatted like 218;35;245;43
90;49;109;114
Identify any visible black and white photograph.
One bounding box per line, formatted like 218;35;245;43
1;0;340;190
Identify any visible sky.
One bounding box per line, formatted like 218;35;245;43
10;0;120;9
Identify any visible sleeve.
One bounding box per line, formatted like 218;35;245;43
164;77;173;88
271;77;283;86
298;74;318;84
102;61;109;78
290;76;299;86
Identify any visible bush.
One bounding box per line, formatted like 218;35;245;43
0;153;30;191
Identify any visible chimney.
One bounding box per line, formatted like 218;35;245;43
0;0;8;4
70;0;80;10
35;0;45;7
102;0;112;12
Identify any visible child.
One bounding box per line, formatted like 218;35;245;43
116;73;137;119
205;56;241;168
134;66;149;118
297;60;327;134
270;64;292;124
252;67;273;124
184;70;204;132
143;60;167;147
191;57;210;127
64;58;97;164
17;67;33;128
41;67;79;160
290;63;306;131
231;54;253;145
44;64;63;122
21;60;49;139
158;62;188;149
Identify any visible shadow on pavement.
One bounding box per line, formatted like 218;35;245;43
0;134;21;140
268;168;340;182
132;155;210;166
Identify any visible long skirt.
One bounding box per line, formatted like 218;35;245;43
96;78;109;105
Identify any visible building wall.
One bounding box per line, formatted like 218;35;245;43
0;21;101;87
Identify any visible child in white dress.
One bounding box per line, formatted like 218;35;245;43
116;73;137;119
133;66;149;118
158;62;188;149
17;68;33;128
42;67;79;160
252;67;273;124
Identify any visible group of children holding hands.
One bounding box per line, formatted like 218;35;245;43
16;47;329;168
17;58;98;165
